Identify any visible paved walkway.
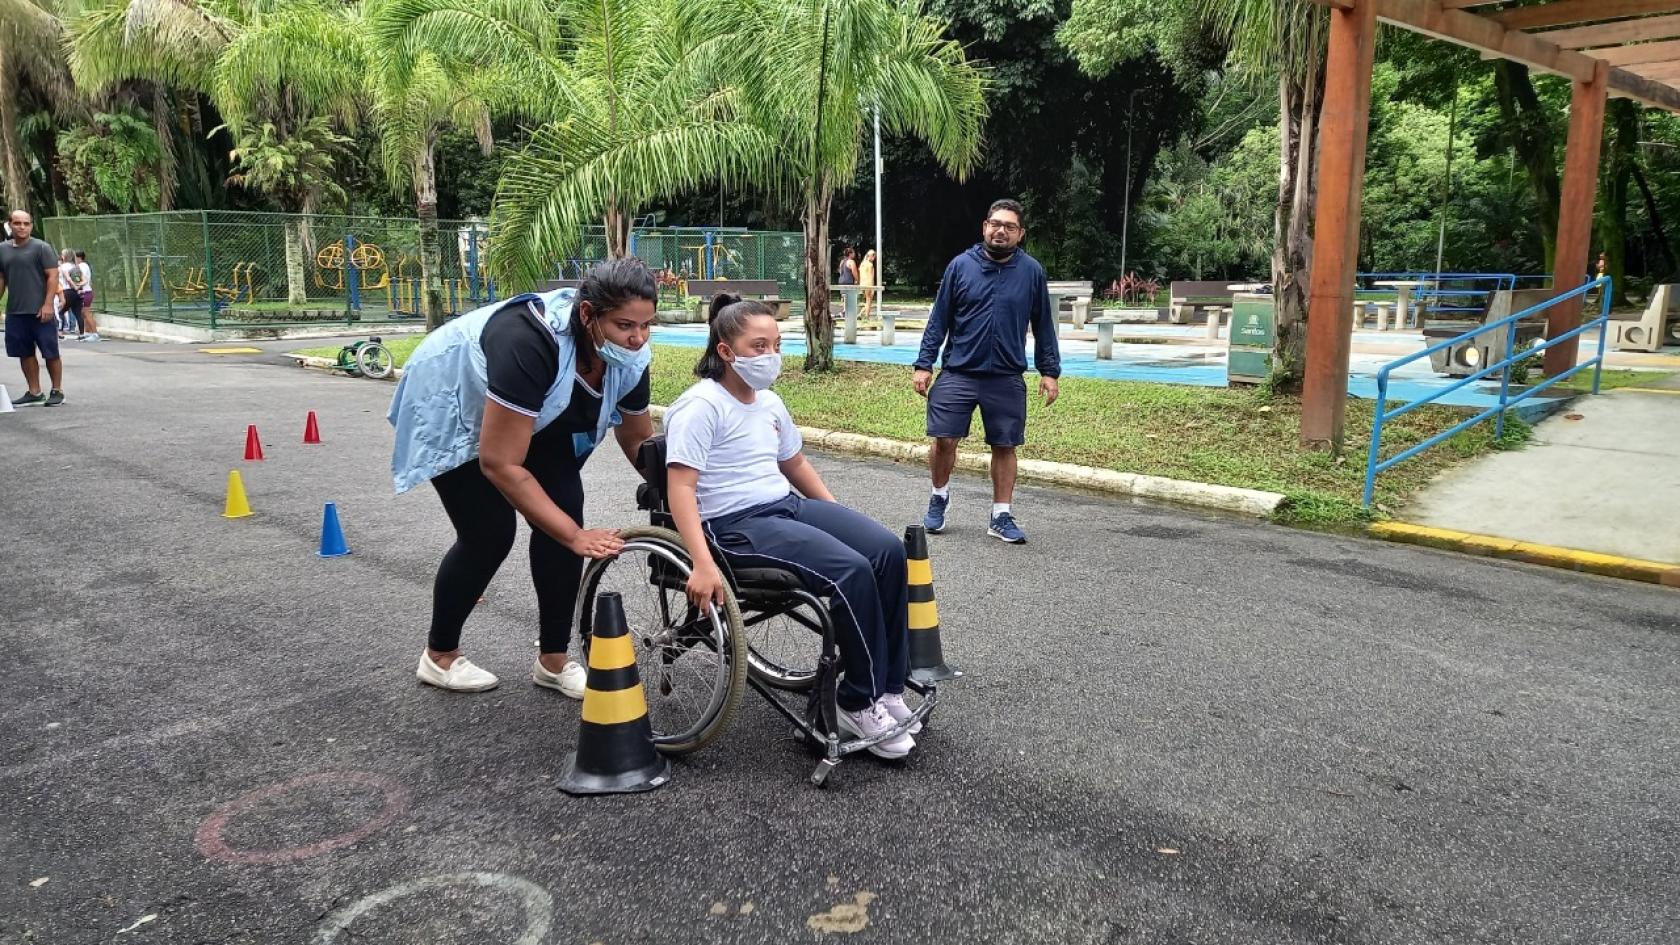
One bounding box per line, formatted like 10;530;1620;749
1401;381;1680;564
6;341;1680;942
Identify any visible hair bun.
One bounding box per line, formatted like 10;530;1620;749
708;293;742;322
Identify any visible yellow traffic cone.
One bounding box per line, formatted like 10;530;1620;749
558;591;671;795
222;470;253;519
904;524;961;683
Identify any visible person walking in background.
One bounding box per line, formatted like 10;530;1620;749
837;247;859;286
912;199;1060;544
75;250;98;341
2;210;66;407
859;249;877;320
57;250;83;339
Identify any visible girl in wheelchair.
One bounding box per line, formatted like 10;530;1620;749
663;296;919;758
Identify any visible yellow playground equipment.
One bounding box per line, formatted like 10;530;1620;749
213;262;260;304
389;252;473;317
167;266;208;301
314;239;390;293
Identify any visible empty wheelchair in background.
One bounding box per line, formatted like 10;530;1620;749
573;437;940;786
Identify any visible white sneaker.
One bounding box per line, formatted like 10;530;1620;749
837;703;915;759
416;652;499;692
877;691;923;734
532;659;587;699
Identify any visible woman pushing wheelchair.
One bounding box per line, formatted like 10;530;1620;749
388;259;658;696
662;295;919;758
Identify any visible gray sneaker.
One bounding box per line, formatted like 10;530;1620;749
44;389;64;407
10;390;45;407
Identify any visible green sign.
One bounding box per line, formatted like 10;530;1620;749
1227;294;1275;385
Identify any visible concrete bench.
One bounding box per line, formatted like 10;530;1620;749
1169;280;1239;326
1609;283;1679;352
1048;280;1095;329
880;310;898;347
1423;288;1553;377
1095;317;1121;359
687;279;790;322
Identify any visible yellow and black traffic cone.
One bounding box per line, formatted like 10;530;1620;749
558;591;671;796
904;524;962;683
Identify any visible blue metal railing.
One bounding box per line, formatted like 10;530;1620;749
1357;272;1524;319
1361;277;1612;506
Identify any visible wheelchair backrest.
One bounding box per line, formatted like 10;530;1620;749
635;435;672;515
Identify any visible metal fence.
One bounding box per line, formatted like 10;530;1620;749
40;211;806;329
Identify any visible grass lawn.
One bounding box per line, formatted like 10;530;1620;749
296;337;1537;527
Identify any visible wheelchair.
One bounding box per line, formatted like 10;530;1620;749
572;436;940;787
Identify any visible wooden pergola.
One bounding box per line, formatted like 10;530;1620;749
1301;0;1680;449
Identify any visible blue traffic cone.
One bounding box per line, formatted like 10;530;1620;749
317;502;351;558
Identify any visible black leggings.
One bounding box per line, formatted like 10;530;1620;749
429;452;585;655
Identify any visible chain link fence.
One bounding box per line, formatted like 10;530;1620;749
40;211;806;329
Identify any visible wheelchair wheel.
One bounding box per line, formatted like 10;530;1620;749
742;598;824;692
356;342;395;379
577;526;745;755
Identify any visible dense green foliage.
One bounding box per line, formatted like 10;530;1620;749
6;0;1679;301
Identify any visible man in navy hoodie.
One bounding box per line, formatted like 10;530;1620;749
913;199;1061;544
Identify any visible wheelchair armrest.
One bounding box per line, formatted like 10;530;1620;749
635;435;671;512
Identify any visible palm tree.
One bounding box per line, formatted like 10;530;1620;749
64;0;246;212
369;0;781;290
0;0;73;211
727;0;987;371
225;118;351;302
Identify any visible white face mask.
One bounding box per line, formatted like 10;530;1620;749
729;351;782;391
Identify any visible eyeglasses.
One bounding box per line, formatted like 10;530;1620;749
984;219;1021;233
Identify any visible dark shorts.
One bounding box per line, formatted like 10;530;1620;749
5;313;59;360
926;370;1027;447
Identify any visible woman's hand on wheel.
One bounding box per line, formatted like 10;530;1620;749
686;562;726;610
567;528;624;560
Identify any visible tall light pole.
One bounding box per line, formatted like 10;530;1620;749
1120;89;1136;278
873;108;884;294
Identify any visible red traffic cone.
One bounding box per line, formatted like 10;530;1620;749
243;424;265;461
303;411;322;444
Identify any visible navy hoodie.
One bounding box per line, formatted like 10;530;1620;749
914;244;1061;378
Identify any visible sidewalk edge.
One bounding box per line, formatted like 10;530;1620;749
1369;521;1680;588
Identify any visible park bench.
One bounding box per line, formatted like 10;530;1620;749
1169;281;1236;326
1607;283;1679;353
686;278;790;322
1423;288;1553;378
1047;280;1095;328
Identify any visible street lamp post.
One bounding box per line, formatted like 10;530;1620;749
874;108;884;295
1121;89;1136;279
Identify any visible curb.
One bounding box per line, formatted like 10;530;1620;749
646;406;1287;519
1369;522;1680;588
290;354;404;379
287;354;1287;519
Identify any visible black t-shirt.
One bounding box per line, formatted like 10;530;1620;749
481;301;650;448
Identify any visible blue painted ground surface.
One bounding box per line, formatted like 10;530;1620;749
652;323;1575;420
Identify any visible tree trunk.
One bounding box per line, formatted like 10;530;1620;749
284;218;307;305
153;84;177;212
0;48;32;213
1494;62;1563;271
604;200;631;258
1632;162;1679;282
415;139;444;330
802;180;835;372
1601;100;1637;308
1269;66;1322;394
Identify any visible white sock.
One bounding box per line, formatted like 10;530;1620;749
992;502;1011;516
931;485;950;499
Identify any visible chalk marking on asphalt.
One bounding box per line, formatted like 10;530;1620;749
196;771;407;865
28;877;48;888
0;688;327;780
315;872;552;945
116;914;157;934
807;891;876;934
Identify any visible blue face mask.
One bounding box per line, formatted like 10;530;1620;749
597;339;643;370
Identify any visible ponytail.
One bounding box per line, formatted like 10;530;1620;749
695;293;776;381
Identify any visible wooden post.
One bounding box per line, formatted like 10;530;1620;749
1546;59;1609;377
1301;0;1378;452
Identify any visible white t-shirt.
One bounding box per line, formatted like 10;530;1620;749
58;261;76;289
664;379;803;519
78;262;92;292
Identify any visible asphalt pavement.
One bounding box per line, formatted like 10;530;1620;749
3;340;1678;944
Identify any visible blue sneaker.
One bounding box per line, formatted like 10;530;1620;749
923;494;949;533
988;511;1027;544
